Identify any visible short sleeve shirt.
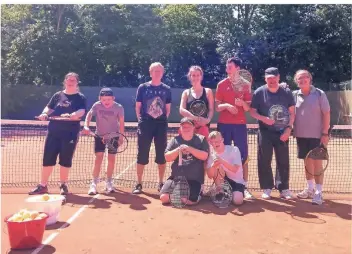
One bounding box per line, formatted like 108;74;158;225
47;91;87;132
206;145;244;184
136;82;172;122
215;78;252;124
250;85;295;132
90;101;124;136
165;134;209;184
293;86;330;139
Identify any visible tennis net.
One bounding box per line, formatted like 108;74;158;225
1;120;351;193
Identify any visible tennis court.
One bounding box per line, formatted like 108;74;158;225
1;120;351;253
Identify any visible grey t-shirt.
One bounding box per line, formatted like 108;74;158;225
165;134;209;184
90;101;124;136
293;86;330;139
251;85;295;132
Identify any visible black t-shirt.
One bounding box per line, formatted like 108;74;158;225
251;85;295;132
135;82;172;122
165;134;209;184
47;91;87;133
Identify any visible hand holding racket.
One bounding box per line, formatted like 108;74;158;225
209;151;233;208
304;144;329;176
82;129;128;153
230;69;253;114
189;100;208;127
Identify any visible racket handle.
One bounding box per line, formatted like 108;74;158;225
178;149;183;166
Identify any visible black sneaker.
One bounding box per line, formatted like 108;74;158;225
157;182;164;192
60;183;69;195
132;183;142;194
28;184;48;195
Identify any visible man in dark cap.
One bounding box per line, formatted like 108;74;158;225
250;67;296;200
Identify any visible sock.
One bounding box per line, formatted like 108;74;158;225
40;182;47;187
60;181;66;186
107;177;113;183
316;184;323;193
93;177;99;185
244;181;248;188
307;180;314;191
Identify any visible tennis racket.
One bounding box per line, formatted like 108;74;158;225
170;146;190;208
87;130;128;153
230;69;253;114
209;151;233;208
35;115;81;121
304;144;329;176
189;99;208;128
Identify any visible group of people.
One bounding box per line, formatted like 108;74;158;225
29;56;331;206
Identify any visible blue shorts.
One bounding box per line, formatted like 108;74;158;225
217;123;248;164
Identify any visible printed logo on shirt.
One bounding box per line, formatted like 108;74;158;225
147;97;164;119
268;104;290;130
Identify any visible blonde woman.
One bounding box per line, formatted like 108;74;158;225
29;72;87;195
179;65;214;139
293;70;330;205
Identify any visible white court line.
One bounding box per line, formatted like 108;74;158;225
31;160;136;254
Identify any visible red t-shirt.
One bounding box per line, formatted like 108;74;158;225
215;78;252;124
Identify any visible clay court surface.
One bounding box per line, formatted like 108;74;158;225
1;121;352;253
1;190;351;254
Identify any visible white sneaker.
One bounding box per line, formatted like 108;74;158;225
244;189;254;199
88;183;97;195
280;189;294;200
297;188;314;199
261;189;272;199
312;191;323;205
105;181;115;194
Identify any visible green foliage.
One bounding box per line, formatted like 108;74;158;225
1;4;351;90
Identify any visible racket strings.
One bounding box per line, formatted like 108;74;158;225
170;176;190;208
309;148;329;160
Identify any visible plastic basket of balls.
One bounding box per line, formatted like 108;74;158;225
25;194;66;226
4;209;48;250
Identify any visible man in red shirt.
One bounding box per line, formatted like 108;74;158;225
215;57;253;199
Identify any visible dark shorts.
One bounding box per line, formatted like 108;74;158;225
160;177;202;202
43;130;79;168
296;137;321;159
225;176;245;195
94;136;118;154
217;123;248;164
137;120;167;165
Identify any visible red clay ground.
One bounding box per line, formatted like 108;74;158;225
2;190;351;254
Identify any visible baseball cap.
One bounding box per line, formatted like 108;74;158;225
99;87;114;97
265;67;280;77
180;117;194;126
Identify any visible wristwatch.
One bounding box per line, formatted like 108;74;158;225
285;125;293;131
322;133;329;137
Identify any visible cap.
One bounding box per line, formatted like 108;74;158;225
265;67;280;77
99;88;114;97
180;117;194;126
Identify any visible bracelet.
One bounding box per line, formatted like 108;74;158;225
322;133;329;137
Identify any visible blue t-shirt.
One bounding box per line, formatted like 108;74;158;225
251;85;295;132
136;82;172;121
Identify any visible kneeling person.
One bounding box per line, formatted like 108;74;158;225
160;117;209;205
206;131;245;205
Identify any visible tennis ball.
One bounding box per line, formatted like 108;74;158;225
22;212;31;220
42;194;50;201
30;211;39;220
23;218;32;222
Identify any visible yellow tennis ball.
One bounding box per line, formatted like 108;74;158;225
42;194;50;201
22;212;31;220
30;211;40;220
